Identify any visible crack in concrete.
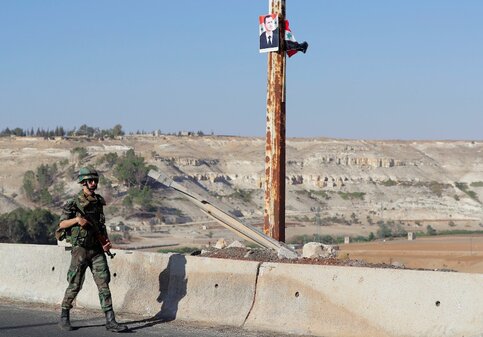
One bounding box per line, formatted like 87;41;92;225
242;262;262;327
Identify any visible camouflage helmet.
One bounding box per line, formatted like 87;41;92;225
77;167;99;184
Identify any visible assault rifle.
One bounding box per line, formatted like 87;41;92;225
73;204;116;259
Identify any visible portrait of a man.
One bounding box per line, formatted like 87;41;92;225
259;14;279;53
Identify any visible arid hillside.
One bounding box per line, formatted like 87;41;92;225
0;135;482;243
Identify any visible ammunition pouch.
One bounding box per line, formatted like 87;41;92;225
69;225;100;249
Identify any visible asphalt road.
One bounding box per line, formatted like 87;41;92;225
0;301;309;337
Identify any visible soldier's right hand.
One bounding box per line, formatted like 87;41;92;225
77;216;89;227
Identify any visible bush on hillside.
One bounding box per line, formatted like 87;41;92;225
114;149;154;187
0;208;59;244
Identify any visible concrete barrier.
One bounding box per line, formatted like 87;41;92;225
77;251;260;326
0;244;70;304
0;244;259;327
2;243;483;336
244;262;483;337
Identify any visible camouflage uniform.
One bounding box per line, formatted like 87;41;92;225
60;190;113;312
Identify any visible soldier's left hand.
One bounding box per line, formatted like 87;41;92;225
103;241;112;252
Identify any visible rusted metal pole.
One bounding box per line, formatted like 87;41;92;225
264;0;286;242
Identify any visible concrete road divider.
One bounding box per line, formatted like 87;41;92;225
0;244;259;327
0;244;70;304
2;243;483;336
170;255;259;326
244;262;483;337
77;251;260;326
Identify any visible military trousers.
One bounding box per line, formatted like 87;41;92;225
61;246;113;312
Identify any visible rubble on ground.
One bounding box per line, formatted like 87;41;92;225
227;240;245;248
199;246;404;269
197;240;457;271
214;238;227;249
302;242;338;259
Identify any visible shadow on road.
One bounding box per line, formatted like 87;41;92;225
0;321;57;330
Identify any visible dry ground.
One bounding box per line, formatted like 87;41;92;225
339;235;483;274
126;225;483;274
122;222;483;274
198;235;483;274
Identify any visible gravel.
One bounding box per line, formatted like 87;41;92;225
198;247;408;269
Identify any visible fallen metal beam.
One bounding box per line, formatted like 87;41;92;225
148;170;297;258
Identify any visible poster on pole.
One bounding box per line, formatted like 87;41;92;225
259;13;279;53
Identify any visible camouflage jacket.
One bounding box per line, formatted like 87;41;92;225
57;190;108;249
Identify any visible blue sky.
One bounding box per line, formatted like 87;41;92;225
1;1;482;140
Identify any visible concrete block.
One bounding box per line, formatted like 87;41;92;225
0;244;70;304
76;249;171;315
1;244;259;327
174;256;259;326
4;243;483;337
302;242;337;259
244;262;483;337
77;251;260;326
302;242;323;258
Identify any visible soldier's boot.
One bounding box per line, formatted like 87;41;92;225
59;308;73;331
105;310;128;332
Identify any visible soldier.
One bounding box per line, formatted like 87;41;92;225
57;167;128;332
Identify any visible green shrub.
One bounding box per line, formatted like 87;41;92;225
229;189;254;203
439;229;483;235
338;191;365;200
381;179;397;186
126;187;153;210
158;247;199;254
377;223;392;239
22;163;58;204
114;149;154;187
112;124;124;137
59;159;69;167
426;225;437;236
36;163;57;190
309;190;332;200
288;234;338;245
23;171;36;201
427;181;447;197
0;208;59;244
71;147;88;161
122;196;133;208
455;182;480;203
319;215;349;226
467;190;480;202
97;152;119;167
38;188;53;205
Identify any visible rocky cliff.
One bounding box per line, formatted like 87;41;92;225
0;136;482;236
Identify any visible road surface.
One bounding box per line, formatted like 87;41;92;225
0;301;310;337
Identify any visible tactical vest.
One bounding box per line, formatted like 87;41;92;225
67;192;106;249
